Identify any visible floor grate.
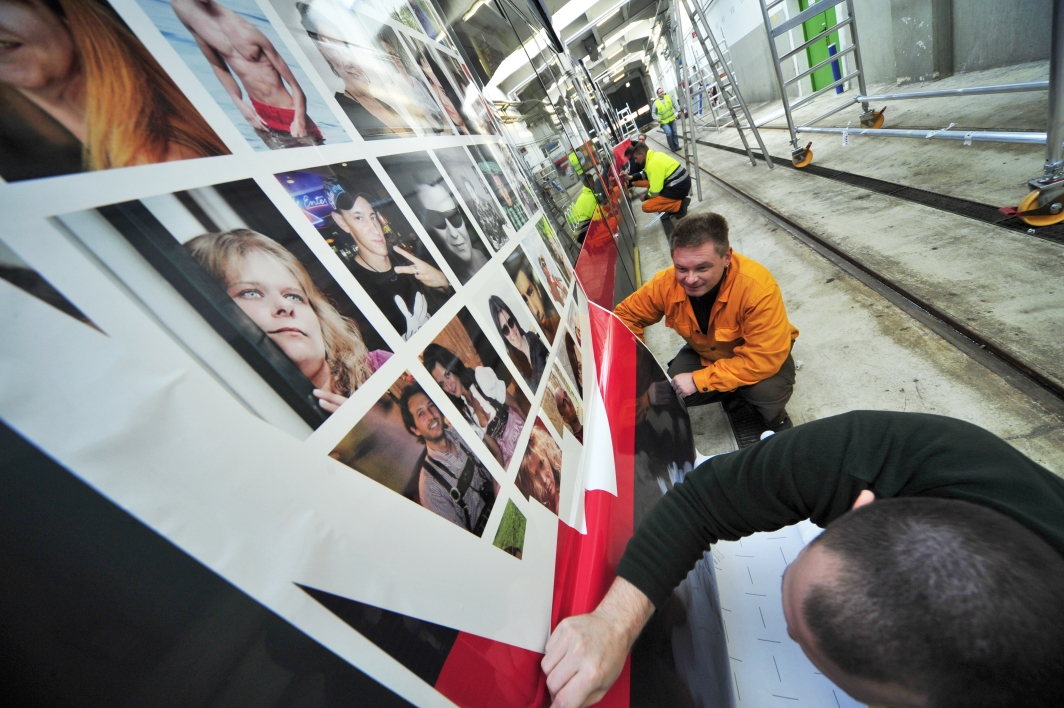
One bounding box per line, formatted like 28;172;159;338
723;400;768;449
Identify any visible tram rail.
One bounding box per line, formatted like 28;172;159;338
647;135;1064;418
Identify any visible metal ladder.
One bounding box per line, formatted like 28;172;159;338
758;0;876;167
689;34;737;132
661;0;703;200
617;104;640;139
680;0;773;168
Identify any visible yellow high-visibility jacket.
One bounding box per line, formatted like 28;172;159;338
653;94;676;124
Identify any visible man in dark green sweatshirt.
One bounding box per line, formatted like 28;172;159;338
542;411;1064;708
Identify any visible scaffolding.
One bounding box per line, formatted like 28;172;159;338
757;0;1064;225
681;0;773;169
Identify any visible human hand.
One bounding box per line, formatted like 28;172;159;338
395;292;429;340
313;388;347;413
393;246;451;290
542;578;654;708
671;372;697;397
239;101;268;131
290;113;308;138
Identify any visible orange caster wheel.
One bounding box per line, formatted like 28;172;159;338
1018;189;1064;227
792;148;813;168
860;107;887;129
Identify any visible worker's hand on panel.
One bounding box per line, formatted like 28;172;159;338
542;578;654;708
670;372;697;398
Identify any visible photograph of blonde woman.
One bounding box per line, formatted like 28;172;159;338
422;332;527;469
288;0;414;139
0;0;229;182
187;229;387;412
515;419;562;515
69;178;389;428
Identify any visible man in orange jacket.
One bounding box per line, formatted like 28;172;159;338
614;212;798;431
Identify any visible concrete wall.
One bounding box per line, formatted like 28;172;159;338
714;0;1052;106
953;0;1053;72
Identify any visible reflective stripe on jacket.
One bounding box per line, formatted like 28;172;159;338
614;252;799;392
653;95;676;124
641;150;686;194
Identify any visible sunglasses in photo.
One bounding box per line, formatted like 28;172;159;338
427;207;465;231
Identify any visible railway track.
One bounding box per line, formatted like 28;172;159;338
646;135;1064;419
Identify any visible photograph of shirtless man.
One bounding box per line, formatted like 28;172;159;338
171;0;325;148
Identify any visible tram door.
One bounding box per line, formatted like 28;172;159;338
798;0;841;92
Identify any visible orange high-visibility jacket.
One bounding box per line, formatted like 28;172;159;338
614;252;799;393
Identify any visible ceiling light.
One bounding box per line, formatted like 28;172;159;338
596;9;619;26
606;46;623;60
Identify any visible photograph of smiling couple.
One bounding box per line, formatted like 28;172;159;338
67;179;390;427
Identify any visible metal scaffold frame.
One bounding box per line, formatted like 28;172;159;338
662;0;703;200
681;0;773;169
757;0;1064;225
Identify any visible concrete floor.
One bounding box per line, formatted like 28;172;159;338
630;123;1064;472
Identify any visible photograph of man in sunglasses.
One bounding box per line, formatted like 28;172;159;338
378;151;491;285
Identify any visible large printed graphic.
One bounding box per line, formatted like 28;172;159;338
0;0;723;705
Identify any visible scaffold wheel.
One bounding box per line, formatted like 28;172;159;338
792;149;814;169
1018;190;1064;227
869;112;886;129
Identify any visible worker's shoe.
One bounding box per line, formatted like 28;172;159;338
763;410;793;433
677;197;691;218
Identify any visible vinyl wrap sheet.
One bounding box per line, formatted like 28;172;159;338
0;0;723;705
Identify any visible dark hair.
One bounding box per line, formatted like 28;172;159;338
564;332;582;397
631;143;649;159
804;497;1064;708
398;383;430;436
488;295;532;378
668;212;729;256
502;253;558;322
624;146;633;158
422;343;476;417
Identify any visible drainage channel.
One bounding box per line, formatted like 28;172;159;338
669;142;1064;418
687;137;1064;246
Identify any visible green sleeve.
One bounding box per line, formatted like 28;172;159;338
616;410;1064;609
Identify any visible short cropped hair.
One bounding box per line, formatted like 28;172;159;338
668;212;729;256
630;143;649;159
804;497;1064;708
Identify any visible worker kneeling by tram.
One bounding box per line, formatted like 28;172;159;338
625;143;691;217
614;212;797;432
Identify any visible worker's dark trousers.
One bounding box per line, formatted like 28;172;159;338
667;345;796;423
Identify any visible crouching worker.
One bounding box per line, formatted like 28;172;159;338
571;176;604;243
627;142;690;217
614;212;798;431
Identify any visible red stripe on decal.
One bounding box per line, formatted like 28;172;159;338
574;221;618;310
431;307;642;708
434;632;549;707
547;304;638;707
